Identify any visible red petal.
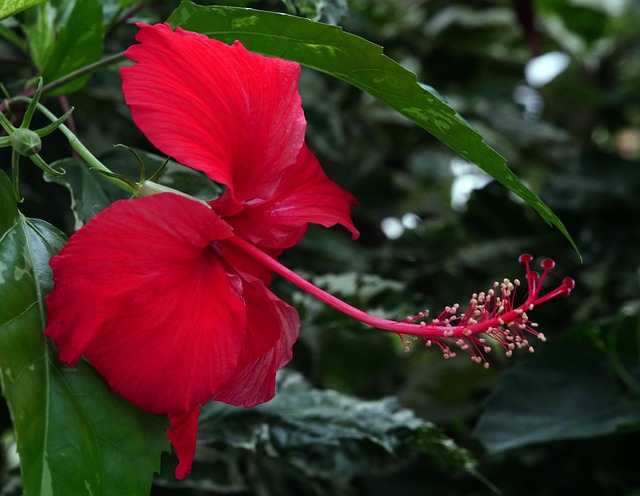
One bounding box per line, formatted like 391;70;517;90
213;239;281;288
44;194;248;414
121;23;305;212
168;407;200;479
216;274;300;407
211;144;360;250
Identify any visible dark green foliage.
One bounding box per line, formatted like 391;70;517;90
155;370;475;494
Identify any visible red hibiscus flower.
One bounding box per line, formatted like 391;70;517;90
44;23;358;479
44;23;574;480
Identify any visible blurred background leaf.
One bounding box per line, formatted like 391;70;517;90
21;0;105;95
473;322;640;453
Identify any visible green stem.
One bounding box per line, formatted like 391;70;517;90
40;53;127;95
11;150;21;203
21;78;43;129
0;107;16;133
0;53;127;112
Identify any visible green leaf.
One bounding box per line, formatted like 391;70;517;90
167;1;579;257
0;170;169;496
0;0;46;21
44;158;129;229
22;0;104;95
472;325;640;454
19;3;54;70
157;370;474;492
207;0;258;6
0;21;26;49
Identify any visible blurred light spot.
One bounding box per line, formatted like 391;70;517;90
513;85;544;120
381;217;404;239
616;128;640;160
591;126;612;150
525;52;570;87
401;212;420;229
450;158;492;211
381;213;421;240
576;0;625;16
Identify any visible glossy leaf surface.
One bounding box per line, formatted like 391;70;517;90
22;0;104;95
0;170;168;496
0;0;46;20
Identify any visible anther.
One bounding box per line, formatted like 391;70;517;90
541;258;555;269
519;253;533;263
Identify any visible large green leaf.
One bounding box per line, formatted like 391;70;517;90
0;170;169;496
156;370;475;492
167;1;578;256
0;0;46;21
22;0;104;95
472;324;640;454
